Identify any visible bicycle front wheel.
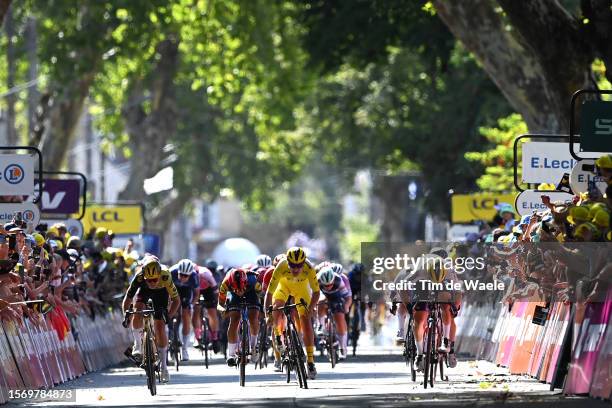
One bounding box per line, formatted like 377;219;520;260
290;328;308;389
144;330;157;396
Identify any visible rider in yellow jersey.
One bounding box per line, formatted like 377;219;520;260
264;247;320;379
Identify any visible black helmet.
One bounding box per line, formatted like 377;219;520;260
205;258;218;271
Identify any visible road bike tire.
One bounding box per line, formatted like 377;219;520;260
239;319;248;387
202;317;210;369
406;318;417;382
328;317;337;369
429;317;437;388
423;322;432;389
144;330;157;396
290;328;308;389
351;303;360;356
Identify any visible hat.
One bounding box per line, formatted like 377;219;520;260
537;183;556;191
48;240;59;249
67;248;79;261
95;227;108;240
3;223;16;231
47;226;59;238
66;236;81;249
592;210;610;228
518;215;531;226
52;223;67;232
587;202;607;219
595;154;612;169
495;203;515;215
567;206;590;225
33;233;45;247
574;222;600;239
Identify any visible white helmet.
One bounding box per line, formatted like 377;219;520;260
176;259;195;275
256;254;272;268
317;267;336;286
330;263;343;275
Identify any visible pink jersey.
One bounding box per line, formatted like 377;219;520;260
197;266;217;290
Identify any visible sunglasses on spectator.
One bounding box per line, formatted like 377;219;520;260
288;261;304;269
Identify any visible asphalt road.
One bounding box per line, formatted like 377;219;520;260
9;334;606;408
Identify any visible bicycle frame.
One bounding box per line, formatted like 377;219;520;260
126;308;159;396
272;300;309;389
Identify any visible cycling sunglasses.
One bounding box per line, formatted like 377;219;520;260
288;261;304;269
145;278;159;284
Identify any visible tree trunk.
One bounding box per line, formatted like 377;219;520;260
0;0;11;26
118;37;180;202
26;16;39;139
4;4;17;145
432;0;592;133
374;175;407;243
33;74;95;171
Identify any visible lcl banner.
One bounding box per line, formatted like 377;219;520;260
80;205;143;234
39;179;80;214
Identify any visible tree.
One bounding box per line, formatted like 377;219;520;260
431;0;612;133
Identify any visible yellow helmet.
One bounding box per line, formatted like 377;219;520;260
425;254;447;283
142;258;161;280
286;246;306;265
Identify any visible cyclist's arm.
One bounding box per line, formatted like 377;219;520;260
122;273;142;313
191;273;200;305
307;263;320;311
218;276;229;307
264;263;284;310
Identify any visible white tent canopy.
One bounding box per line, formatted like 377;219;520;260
211;237;261;268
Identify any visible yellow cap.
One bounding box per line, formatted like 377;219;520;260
537;183;556;191
33;233;45;246
595;154;612;169
592;210;610;228
567;206;590;225
47;226;59;237
574;222;599;239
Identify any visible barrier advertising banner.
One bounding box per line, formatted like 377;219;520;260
80;205;143;234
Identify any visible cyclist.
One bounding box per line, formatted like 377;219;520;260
217;267;262;367
390;267;412;345
256;254;272;269
169;259;199;361
347;262;367;331
193;263;220;352
122;256;180;383
264;247;320;380
431;245;462;368
262;256;283;371
403;252;448;372
316;265;352;360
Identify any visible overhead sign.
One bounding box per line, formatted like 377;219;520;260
30;179;81;214
0;202;41;231
0;154;35;195
80;205;143;234
42;218;84;238
522;142;578;184
451;193;516;223
579;100;612;152
569;159;608;195
514;190;574;216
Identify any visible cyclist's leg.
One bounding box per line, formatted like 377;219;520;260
332;303;348;356
150;290;170;374
317;297;328;332
225;294;241;365
293;287;315;364
246;291;261;354
413;302;428;370
202;287;220;341
396;302;407;342
131;289;147;355
179;288;193;356
193;301;202;341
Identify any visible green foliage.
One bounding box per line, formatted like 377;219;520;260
340;214;379;263
299;43;511;215
465;113;527;192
